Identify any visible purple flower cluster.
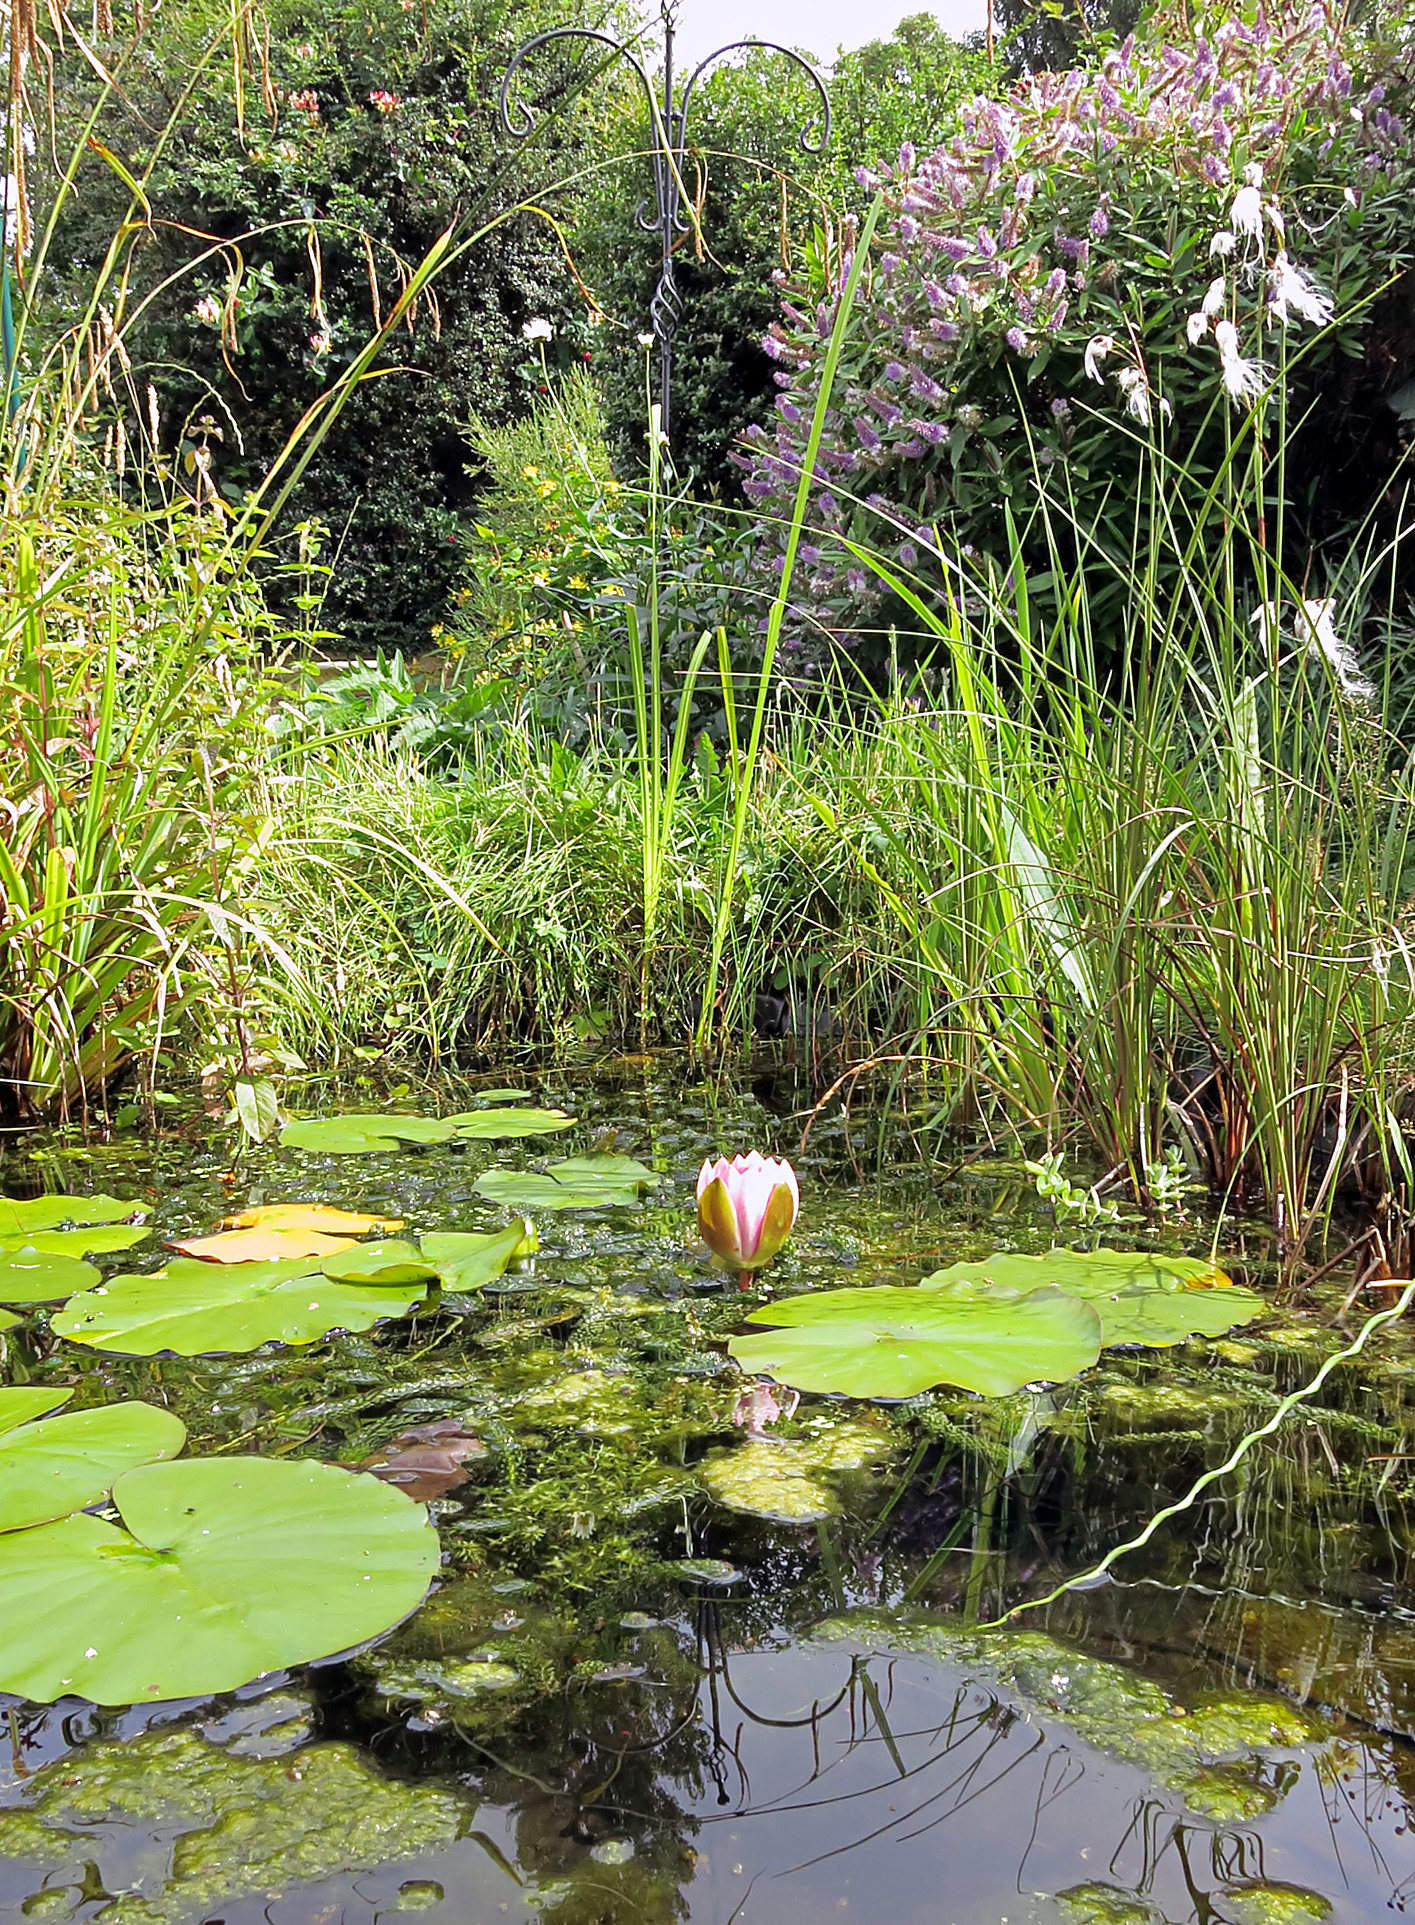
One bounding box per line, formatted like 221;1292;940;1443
736;1;1411;618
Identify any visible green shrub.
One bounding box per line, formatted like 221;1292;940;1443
40;0;601;654
740;0;1415;668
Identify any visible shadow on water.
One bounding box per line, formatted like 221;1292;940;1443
3;1058;1415;1923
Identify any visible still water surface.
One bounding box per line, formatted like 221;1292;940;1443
2;1062;1415;1925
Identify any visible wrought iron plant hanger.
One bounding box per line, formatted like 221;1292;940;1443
499;0;831;445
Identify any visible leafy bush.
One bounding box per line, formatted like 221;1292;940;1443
739;1;1415;665
40;0;600;654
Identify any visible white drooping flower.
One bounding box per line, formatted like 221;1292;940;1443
1202;276;1227;318
1083;333;1116;382
1115;364;1170;426
1186;310;1209;345
522;317;553;342
1267;251;1334;327
1209;230;1237;257
1296;598;1375;704
1229;162;1264;242
1214;320;1268;404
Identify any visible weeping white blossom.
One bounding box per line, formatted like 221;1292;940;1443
1297;598;1375;703
1209;230;1237;257
1083;333;1116;381
1267;251;1334;327
1214;320;1268;404
1115;364;1170;426
1229;163;1264;241
522;317;553;342
1202;276;1227;318
1186;310;1209;345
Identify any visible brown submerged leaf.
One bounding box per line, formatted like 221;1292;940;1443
360;1421;487;1504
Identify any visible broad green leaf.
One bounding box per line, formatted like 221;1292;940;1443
234;1074;281;1145
0;1249;102;1305
419;1221;537;1292
0;1310;19;1332
444;1107;575;1139
0;1388;74;1436
0;1456;438;1705
473;1155;659;1212
0;1225;150;1258
919;1249;1265;1347
731;1285;1104;1398
471;1088;533;1101
321;1241;438;1286
280;1114;456;1153
52;1256;428;1356
0;1400;187;1532
0;1193;146;1237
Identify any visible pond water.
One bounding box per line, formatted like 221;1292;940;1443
3;1062;1415;1925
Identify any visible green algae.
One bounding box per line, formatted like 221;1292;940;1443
815;1617;1330;1822
0;1727;464;1923
1219;1885;1332;1925
1054;1886;1171;1925
699;1418;894;1522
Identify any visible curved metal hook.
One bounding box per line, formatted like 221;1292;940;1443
498;26;659;141
676;41;831;158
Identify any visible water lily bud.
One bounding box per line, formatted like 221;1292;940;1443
696;1152;799;1282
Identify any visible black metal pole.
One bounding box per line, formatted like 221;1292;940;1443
498;7;830;452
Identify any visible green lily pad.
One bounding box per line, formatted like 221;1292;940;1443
0;1398;187;1532
668;1557;742;1584
0;1193;146;1237
321;1241;439;1286
419;1221;538;1291
280;1113;457;1153
0;1455;439;1704
51;1256;428;1356
919;1249;1266;1347
0;1224;150;1258
731;1284;1104;1399
471;1088;533;1101
473;1155;659;1211
0;1248;102;1304
0;1309;18;1332
0;1387;75;1435
445;1107;576;1139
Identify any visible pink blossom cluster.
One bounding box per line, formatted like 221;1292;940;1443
735;2;1412;618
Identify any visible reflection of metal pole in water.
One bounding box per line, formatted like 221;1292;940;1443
498;0;830;447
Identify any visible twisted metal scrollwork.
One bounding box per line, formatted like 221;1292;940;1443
498;5;830;443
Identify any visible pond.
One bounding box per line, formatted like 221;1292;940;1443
2;1061;1415;1925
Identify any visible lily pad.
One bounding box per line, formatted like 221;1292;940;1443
470;1088;533;1101
0;1192;146;1237
0;1309;18;1332
919;1249;1266;1348
322;1240;439;1286
168;1225;363;1264
0;1387;75;1435
0;1397;187;1532
0;1224;150;1258
225;1204;404;1234
473;1155;660;1211
0;1248;101;1304
731;1284;1104;1398
0;1455;439;1704
419;1221;538;1291
668;1557;743;1585
280;1113;457;1153
443;1107;576;1139
52;1256;428;1356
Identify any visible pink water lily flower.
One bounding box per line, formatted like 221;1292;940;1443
697;1151;799;1290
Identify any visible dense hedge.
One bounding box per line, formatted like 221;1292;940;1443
41;0;604;653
